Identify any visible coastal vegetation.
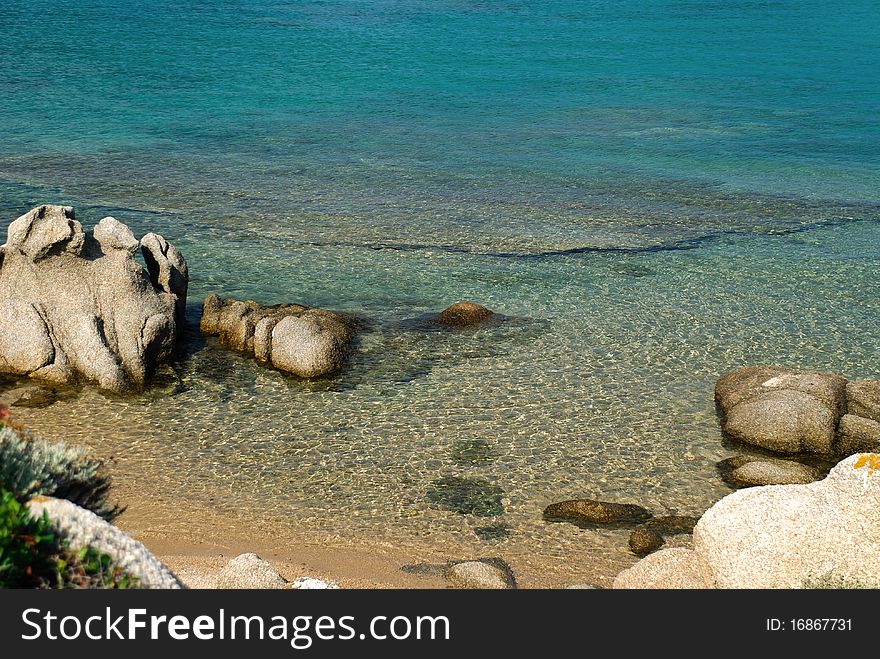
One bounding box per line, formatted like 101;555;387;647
0;405;134;588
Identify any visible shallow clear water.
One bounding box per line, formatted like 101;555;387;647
1;0;878;583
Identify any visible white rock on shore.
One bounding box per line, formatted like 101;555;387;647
215;553;290;589
614;453;880;589
443;559;517;589
27;496;185;589
214;553;339;589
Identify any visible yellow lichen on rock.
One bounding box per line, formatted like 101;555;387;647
852;453;880;474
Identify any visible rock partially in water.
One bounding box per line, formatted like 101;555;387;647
543;499;652;528
836;414;880;455
215;553;288;589
0;205;187;392
427;476;504;517
640;515;699;535
716;366;845;454
718;455;822;487
27;496;184;589
629;528;664;557
846;380;880;423
200;294;355;378
0;384;57;409
444;559;516;589
436;301;495;328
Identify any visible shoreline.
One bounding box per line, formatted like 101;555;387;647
109;489;637;589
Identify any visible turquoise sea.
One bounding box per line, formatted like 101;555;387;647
1;1;878;584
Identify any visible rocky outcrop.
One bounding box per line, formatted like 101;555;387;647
443;559;517;589
543;499;652;528
716;366;880;456
614;454;880;589
0;205;187;392
717;455;822;487
141;232;188;328
200;294;355;378
27;496;184;589
436;301;495;328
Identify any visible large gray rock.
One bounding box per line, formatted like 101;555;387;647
27;496;184;589
693;453;880;588
716;366;845;454
846;380;880;424
200;294;355;378
0;205;187;392
616;453;880;589
443;559;516;589
215;553;289;589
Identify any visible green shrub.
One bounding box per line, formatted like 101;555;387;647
0;422;121;520
0;488;58;588
0;488;136;589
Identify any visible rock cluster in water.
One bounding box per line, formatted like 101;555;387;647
543;498;697;558
614;453;880;588
716;365;880;455
200;294;356;379
0;206;188;392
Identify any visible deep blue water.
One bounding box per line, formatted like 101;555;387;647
1;1;878;583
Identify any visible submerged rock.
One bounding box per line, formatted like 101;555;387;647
543;499;652;528
436;301;495;327
0;205;187;392
215;553;289;589
0;384;57;409
629;528;664;557
474;523;511;542
640;515;699;535
427;476;504;517
27;496;184;589
200;294;355;378
718;455;822;487
443;559;516;589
